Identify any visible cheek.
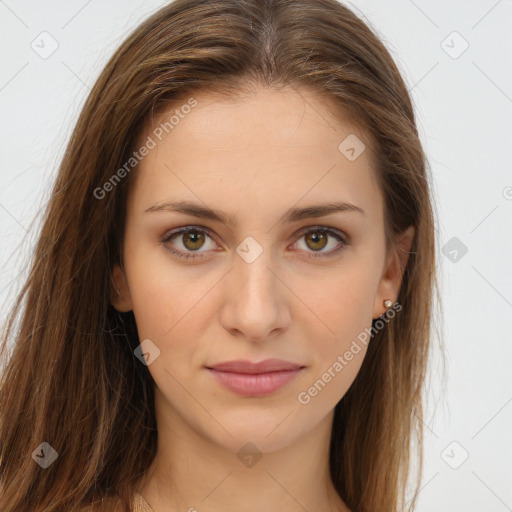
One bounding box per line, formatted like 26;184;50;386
297;280;372;408
128;267;175;339
125;246;217;354
302;265;377;344
122;240;182;341
295;262;379;405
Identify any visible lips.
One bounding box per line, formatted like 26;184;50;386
208;358;304;374
205;359;305;397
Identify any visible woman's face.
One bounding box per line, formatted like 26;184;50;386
112;85;411;453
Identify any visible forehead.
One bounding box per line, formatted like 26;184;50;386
129;86;383;224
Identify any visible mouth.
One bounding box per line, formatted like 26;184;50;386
205;359;306;397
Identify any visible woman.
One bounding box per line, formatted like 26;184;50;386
0;0;441;511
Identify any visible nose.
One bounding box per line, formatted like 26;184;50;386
219;243;291;342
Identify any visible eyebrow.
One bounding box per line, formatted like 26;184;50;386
144;200;365;225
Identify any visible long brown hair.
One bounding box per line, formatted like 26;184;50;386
0;1;443;510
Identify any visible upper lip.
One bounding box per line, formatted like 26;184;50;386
207;359;304;374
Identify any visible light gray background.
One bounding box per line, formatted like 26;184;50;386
1;1;511;510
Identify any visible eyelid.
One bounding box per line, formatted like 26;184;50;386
161;225;217;245
161;225;219;259
293;224;348;244
161;224;349;259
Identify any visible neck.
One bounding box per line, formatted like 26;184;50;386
137;391;350;512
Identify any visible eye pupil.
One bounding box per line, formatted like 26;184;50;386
183;231;205;250
305;231;328;251
165;226;345;260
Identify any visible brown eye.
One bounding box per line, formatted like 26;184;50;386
294;227;348;258
304;231;328;251
162;227;217;260
182;230;206;251
162;225;348;261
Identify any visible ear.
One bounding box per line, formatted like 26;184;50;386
372;225;415;319
110;263;133;312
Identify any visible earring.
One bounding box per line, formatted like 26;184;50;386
383;299;393;309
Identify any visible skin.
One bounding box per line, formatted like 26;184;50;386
111;85;414;512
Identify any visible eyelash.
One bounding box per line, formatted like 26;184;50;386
161;225;349;260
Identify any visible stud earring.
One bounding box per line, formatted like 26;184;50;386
383;299;393;309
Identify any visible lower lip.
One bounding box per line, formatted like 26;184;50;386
206;368;304;397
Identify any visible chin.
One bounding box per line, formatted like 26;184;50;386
198;408;307;454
